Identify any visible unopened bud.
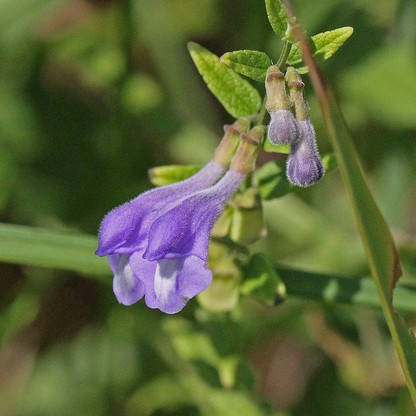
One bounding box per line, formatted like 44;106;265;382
285;67;309;121
230;126;265;173
265;66;292;112
213;117;251;165
286;118;324;187
265;66;299;145
267;109;300;145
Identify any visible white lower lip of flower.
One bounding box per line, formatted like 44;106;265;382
115;254;135;292
154;258;182;305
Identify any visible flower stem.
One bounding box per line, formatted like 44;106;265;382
255;42;292;126
276;41;292;72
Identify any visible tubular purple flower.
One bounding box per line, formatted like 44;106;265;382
107;169;245;314
286;118;325;187
138;170;245;313
96;120;257;314
144;170;246;262
95;160;228;258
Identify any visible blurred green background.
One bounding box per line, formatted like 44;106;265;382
1;0;416;415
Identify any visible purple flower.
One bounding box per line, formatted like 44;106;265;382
267;109;299;145
96;160;227;257
286;118;325;187
96;162;245;314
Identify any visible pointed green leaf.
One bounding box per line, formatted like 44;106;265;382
327;95;416;404
188;42;262;118
277;267;416;314
263;140;290;153
149;164;201;186
287;27;353;73
0;223;109;278
313;26;354;60
265;0;288;38
254;160;293;200
297;23;416;402
254;155;336;200
241;253;286;306
220;50;271;82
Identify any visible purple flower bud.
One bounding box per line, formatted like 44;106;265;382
267;109;299;145
286;118;324;187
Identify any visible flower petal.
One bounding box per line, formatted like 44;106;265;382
96;161;228;256
112;254;146;305
96;204;136;257
144;170;245;261
131;255;212;314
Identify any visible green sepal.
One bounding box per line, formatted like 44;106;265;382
220;50;271;83
200;241;242;312
287;27;354;73
321;153;338;174
254;160;292;200
148;164;201;186
229;188;265;247
265;0;288;38
263;139;290;154
255;153;337;200
188;42;262;118
241;253;286;306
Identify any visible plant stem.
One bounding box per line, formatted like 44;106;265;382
276;41;292;72
255;41;292;126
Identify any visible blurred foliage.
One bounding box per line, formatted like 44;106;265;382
1;0;416;415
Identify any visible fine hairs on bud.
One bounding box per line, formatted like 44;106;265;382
267;109;300;145
286;118;324;187
265;66;299;146
281;67;325;187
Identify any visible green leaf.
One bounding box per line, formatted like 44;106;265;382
300;28;416;402
188;42;262;118
287;27;353;73
254;154;337;200
127;341;265;416
0;223;110;278
313;26;354;60
149;164;201;186
265;0;288;38
219;50;271;82
263;140;290;154
241;253;286;306
277;268;416;314
199;256;241;312
254;160;293;200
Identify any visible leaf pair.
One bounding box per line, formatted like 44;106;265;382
188;28;352;118
220;27;353;84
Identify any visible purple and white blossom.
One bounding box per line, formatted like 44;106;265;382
96;161;246;314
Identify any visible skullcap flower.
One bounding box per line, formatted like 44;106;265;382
96;161;246;313
96;160;228;257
